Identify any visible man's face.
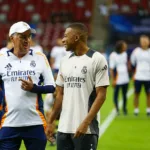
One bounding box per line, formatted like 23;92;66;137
62;28;78;51
140;37;150;49
122;42;127;52
11;30;32;54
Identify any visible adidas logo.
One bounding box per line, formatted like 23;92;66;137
5;63;12;70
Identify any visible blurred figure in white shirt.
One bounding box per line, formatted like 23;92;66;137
130;35;150;116
30;36;43;53
50;38;71;77
0;38;13;54
109;40;129;115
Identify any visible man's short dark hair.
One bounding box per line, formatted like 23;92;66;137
140;34;149;39
67;23;88;42
115;40;126;53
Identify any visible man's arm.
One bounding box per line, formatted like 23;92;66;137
19;76;55;94
109;69;116;87
46;85;63;141
74;86;107;137
48;85;63;124
49;57;55;69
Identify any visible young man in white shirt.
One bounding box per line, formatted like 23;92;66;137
46;23;110;150
109;40;129;115
0;21;55;150
130;35;150;116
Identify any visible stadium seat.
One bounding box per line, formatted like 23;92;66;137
0;13;7;22
0;0;93;49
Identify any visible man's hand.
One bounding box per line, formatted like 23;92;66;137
74;121;89;138
46;123;55;142
112;80;116;87
19;76;33;91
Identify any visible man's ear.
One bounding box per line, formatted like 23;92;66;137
75;35;80;42
9;36;13;42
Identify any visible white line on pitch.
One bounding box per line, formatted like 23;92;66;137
99;89;134;138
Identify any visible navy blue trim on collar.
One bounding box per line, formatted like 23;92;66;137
7;48;33;56
86;49;96;58
69;49;96;58
69;52;75;58
7;48;14;57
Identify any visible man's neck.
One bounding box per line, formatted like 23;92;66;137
74;43;89;56
13;48;27;58
141;46;149;50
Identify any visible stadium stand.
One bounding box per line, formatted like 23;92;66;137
114;0;150;14
0;0;93;49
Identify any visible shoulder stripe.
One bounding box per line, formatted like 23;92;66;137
69;53;75;58
36;52;49;67
86;49;96;58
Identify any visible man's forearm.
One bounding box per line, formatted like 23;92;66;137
30;84;55;94
83;88;107;125
110;69;115;81
48;94;63;124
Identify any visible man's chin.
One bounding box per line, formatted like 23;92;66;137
20;48;29;54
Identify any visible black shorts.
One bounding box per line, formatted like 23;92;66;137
57;132;98;150
134;80;150;93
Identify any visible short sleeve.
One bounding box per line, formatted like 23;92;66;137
109;53;116;69
51;47;57;58
130;49;136;66
56;60;64;87
38;53;55;86
94;53;110;87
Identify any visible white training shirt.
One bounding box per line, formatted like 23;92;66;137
51;46;71;70
44;94;54;112
56;49;110;135
130;47;150;81
0;47;9;54
30;45;43;53
0;49;55;128
109;51;129;85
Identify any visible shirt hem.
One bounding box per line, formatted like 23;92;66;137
2;123;43;127
95;83;110;88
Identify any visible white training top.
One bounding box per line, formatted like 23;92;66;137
109;51;129;85
0;49;55;128
30;45;43;53
51;46;71;70
130;47;150;81
0;47;9;54
56;49;110;135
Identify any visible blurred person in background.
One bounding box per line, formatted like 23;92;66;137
130;35;150;116
109;40;129;115
0;21;55;150
44;92;57;146
0;37;13;123
30;35;43;53
0;37;13;54
100;48;109;62
0;79;3;125
99;2;109;20
46;23;109;150
50;38;71;78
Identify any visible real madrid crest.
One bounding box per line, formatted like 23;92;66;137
30;60;36;67
81;66;87;74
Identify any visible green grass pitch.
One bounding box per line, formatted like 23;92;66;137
20;81;150;150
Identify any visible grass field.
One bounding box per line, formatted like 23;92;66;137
20;81;150;150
